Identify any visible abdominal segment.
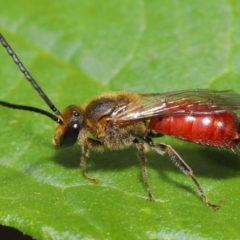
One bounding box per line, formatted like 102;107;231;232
150;111;240;147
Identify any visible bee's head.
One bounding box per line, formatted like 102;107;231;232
53;105;85;148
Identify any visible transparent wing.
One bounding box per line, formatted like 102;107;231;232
110;89;240;124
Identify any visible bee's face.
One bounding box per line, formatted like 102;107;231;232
53;105;85;148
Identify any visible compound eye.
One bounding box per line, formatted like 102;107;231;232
60;121;80;147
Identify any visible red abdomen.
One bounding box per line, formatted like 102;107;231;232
150;111;240;147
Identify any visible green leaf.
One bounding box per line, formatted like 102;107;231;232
1;0;240;239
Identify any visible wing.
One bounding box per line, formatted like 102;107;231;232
110;89;240;124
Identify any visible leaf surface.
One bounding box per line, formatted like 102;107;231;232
0;1;240;239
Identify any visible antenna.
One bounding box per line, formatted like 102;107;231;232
0;33;63;124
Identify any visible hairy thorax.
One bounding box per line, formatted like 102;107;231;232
84;92;148;149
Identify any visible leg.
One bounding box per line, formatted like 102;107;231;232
136;142;154;201
144;136;219;209
80;138;102;183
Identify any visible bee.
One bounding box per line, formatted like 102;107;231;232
2;34;240;210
